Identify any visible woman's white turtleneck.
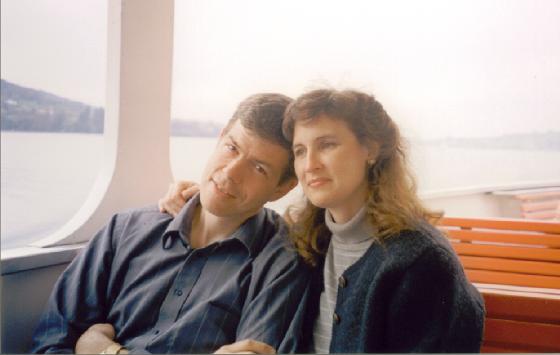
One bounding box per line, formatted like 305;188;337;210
312;205;375;354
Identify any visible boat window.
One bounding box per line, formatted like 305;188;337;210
1;0;107;250
170;1;559;214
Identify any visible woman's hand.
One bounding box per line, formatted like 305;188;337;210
214;339;276;354
158;180;200;217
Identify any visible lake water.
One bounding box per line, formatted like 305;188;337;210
2;131;559;249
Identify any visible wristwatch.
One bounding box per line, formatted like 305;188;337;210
100;343;126;354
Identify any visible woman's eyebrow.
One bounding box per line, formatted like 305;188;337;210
316;134;337;141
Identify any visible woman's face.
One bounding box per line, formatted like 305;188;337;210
292;115;375;223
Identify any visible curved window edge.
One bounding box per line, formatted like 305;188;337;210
18;0;175;249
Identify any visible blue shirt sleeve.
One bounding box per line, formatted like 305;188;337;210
30;214;119;353
236;234;311;353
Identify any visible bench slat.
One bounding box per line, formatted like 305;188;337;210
451;243;560;262
484;318;560;351
522;210;559;220
515;191;560;201
521;200;559;212
461;256;560;277
444;229;560;247
466;269;560;289
440;217;560;234
481;290;560;324
480;344;516;353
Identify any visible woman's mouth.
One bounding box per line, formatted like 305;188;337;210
307;177;330;188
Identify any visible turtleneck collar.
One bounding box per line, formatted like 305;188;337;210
325;205;375;244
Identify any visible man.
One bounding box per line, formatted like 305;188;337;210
31;93;308;354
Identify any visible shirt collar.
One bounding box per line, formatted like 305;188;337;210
162;193;267;256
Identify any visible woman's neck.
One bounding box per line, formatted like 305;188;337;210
325;204;375;244
328;197;367;224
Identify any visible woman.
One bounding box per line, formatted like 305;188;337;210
281;89;484;353
162;89;485;353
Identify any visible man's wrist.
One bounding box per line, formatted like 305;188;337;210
100;343;126;354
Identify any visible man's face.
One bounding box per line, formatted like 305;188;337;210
199;120;296;221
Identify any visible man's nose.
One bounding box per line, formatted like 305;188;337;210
222;158;244;184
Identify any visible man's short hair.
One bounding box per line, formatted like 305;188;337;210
223;93;295;184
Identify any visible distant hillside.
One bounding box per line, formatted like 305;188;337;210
3;79;557;146
0;79;222;137
426;132;560;151
1;79;104;133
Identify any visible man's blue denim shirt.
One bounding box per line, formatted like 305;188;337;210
31;195;310;353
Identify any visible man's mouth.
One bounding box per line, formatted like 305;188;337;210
211;179;236;198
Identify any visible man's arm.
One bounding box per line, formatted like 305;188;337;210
235;233;311;354
30;215;120;353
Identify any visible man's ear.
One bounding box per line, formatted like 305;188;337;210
268;178;298;202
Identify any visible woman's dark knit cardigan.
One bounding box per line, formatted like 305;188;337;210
299;224;485;353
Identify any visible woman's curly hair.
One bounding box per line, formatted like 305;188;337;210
282;89;442;266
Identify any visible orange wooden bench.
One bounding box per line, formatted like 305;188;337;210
438;217;560;353
492;187;560;220
517;190;560;220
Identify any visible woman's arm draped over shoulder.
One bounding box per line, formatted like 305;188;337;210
158;180;199;217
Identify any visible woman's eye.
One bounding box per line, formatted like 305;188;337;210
293;148;305;157
319;141;337;150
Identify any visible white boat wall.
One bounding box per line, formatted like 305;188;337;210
1;0;559;353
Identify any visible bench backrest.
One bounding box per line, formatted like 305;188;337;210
438;217;560;289
438;217;560;352
479;288;560;352
516;189;560;220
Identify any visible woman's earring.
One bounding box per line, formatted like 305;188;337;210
367;159;375;166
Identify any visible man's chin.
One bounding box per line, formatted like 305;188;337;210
203;202;229;217
199;190;232;216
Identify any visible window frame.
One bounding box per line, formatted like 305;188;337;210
1;0;175;274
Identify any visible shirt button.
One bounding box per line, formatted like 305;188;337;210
174;289;183;296
333;312;341;324
338;276;347;288
154;330;160;335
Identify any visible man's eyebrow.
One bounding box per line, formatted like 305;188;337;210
227;133;273;170
226;134;239;147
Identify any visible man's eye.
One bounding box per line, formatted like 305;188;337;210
225;143;237;152
255;164;267;175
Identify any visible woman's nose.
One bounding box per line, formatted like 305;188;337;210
304;151;322;172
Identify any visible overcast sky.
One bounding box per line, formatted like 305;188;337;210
2;0;559;139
